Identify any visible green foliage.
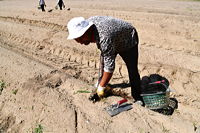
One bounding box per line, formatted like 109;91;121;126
34;124;43;133
161;123;170;133
75;90;91;94
12;89;18;95
0;80;6;94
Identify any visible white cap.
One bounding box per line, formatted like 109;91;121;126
67;17;94;40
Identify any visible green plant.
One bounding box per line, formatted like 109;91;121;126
34;124;43;133
74;90;91;94
0;80;6;94
193;121;198;131
12;89;18;95
138;128;145;133
161;123;170;133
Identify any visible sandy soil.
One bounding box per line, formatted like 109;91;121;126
0;0;200;132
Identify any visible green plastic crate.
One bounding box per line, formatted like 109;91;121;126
141;91;169;109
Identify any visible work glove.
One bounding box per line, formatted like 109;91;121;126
96;85;106;97
89;85;111;102
97;85;112;98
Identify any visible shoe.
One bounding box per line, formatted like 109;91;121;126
134;100;144;106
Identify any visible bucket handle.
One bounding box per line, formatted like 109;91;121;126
149;80;175;92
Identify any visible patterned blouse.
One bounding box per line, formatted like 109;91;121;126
88;16;137;73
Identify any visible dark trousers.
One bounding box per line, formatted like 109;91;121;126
119;31;142;101
58;1;63;10
41;4;45;12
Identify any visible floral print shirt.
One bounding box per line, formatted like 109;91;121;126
88;16;137;72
